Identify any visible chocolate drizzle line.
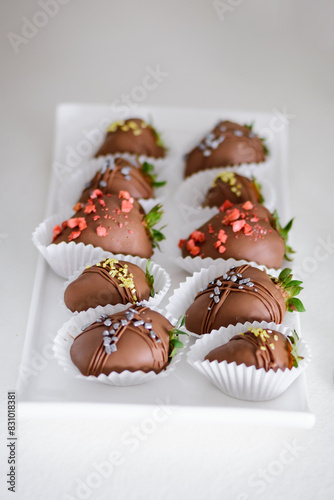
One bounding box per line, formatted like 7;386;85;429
197;265;284;334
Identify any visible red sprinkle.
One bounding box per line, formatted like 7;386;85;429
66;218;87;231
217;229;227;243
178;239;185;249
223;208;240;224
244;223;253;235
90;189;103;199
119;190;132;200
242;201;253;210
190;230;205;243
96;225;107;237
93;215;100;221
121;200;134;213
52;225;62;242
208;224;214;234
232;219;246;232
220;199;233;211
218;245;226;254
186;238;200;256
85;203;96;214
68;230;81;241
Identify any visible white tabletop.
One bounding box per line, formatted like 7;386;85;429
1;1;334;499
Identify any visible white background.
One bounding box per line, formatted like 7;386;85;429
1;1;334;499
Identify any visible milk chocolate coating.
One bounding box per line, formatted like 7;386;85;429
70;305;172;375
185;121;266;177
95;118;165;158
202;172;261;208
205;328;291;372
185;265;286;334
64;258;152;312
180;202;285;269
79;157;154;204
52;191;154;258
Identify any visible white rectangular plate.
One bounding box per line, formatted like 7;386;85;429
17;104;315;428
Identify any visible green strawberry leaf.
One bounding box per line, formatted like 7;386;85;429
287;297;306;313
141;161;167;189
272;211;295;261
144;204;166;250
145;260;155;297
168;316;188;359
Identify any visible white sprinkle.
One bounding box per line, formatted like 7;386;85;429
133;320;144;327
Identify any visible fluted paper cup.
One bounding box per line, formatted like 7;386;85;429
53;303;187;386
187;321;311;401
62;253;171;312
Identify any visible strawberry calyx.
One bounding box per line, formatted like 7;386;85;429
272;210;295;261
168;316;188;359
145;260;155;298
141;161;166;188
287;330;304;368
270;268;305;313
144;203;166;250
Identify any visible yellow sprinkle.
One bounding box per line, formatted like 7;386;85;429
133;129;143;136
260;346;266;351
107;120;124;133
270;343;275;350
141;121;148;128
213;171;236;187
127;120;138;130
121;125;129;132
274;335;278;341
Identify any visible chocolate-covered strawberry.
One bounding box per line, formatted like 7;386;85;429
52;190;165;259
179;201;293;269
79;157;166;204
185;265;305;335
205;328;304;372
64;258;155;312
202;171;263;208
184;120;268;177
70;305;185;375
95;118;166;158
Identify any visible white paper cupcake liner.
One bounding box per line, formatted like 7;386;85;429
165;258;291;336
53;303;187;386
186;321;311;401
32;204;162;279
57;154;167;211
61;253;171;313
175;166;276;214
